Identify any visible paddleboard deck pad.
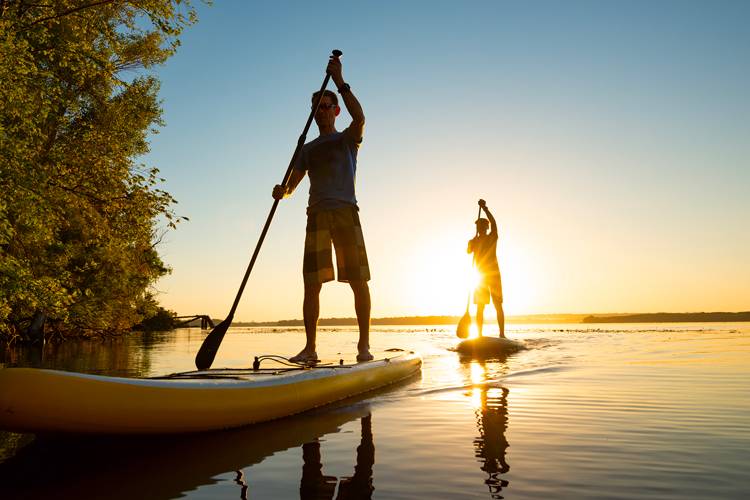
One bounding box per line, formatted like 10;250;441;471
0;351;421;435
456;337;525;358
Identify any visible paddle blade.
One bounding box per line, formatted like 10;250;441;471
195;317;231;370
456;312;471;338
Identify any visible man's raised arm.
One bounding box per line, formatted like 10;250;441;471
328;56;364;142
484;206;497;237
479;199;498;237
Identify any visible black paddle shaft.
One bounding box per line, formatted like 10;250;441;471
195;50;342;370
467;205;482;308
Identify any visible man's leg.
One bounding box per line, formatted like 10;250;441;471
491;278;505;338
330;206;372;361
476;303;485;337
494;300;505;338
350;280;372;361
303;282;323;348
291;282;322;362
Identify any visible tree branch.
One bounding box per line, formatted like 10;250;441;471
24;0;120;27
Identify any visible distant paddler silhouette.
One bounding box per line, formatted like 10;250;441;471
457;200;525;358
468;199;505;338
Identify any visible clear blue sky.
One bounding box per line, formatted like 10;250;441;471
145;0;750;320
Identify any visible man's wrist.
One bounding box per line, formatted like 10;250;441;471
337;82;351;94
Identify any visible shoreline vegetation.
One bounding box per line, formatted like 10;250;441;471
214;311;750;327
1;2;198;344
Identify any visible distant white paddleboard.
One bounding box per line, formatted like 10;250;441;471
456;336;525;358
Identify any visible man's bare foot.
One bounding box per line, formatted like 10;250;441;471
356;350;374;362
289;350;319;364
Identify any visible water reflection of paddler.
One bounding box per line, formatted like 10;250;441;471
474;386;510;498
300;414;375;499
469;362;510;499
467;199;506;338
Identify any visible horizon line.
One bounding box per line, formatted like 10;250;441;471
184;311;750;326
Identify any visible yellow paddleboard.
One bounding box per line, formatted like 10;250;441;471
0;352;421;435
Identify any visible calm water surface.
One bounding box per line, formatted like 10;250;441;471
1;323;749;499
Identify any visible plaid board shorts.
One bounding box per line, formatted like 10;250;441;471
303;206;371;285
474;271;503;305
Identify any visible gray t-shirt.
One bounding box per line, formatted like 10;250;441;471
293;129;360;213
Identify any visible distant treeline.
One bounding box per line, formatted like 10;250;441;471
583;312;750;323
237;316;462;327
235;314;592;326
228;312;750;327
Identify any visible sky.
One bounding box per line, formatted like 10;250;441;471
144;0;750;321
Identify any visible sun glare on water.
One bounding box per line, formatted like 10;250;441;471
470;361;486;408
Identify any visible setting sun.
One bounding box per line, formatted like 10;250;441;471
395;232;477;315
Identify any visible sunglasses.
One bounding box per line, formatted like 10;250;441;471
313;103;337;111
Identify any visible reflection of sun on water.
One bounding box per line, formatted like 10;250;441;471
470;361;486;409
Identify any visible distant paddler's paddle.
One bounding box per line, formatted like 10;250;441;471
195;49;343;370
456;292;471;339
456;205;482;339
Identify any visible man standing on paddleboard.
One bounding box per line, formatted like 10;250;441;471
272;54;373;363
468;199;506;338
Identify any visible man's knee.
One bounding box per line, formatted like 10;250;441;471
349;280;369;296
494;300;504;314
304;282;322;296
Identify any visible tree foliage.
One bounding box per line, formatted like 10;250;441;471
0;1;198;340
